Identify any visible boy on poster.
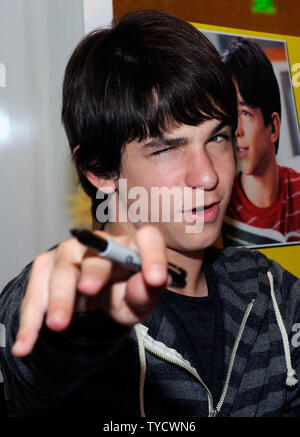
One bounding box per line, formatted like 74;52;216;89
222;38;300;247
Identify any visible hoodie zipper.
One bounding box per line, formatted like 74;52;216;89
143;339;215;415
142;299;254;417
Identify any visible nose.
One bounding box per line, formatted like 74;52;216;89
185;148;219;191
235;114;244;138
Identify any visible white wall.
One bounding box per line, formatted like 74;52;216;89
0;0;113;290
83;0;113;34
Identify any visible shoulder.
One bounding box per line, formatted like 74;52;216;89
211;247;300;318
0;245;57;303
217;246;269;268
0;261;33;306
216;246;298;286
279;164;300;181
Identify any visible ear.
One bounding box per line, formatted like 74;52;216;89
269;112;281;145
85;171;116;194
73;145;117;193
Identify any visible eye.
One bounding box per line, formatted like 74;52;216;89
152;147;174;157
241;109;252;117
209;133;230;143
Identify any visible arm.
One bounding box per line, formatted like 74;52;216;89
0;226;169;415
0;269;130;414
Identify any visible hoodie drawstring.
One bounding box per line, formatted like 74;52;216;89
134;324;146;417
267;271;298;387
134;271;297;418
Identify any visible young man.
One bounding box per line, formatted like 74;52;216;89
0;11;300;418
222;38;300;247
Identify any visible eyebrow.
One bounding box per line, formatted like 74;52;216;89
209;120;231;137
141;136;187;151
141;120;231;151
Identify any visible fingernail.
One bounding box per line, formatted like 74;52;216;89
12;339;23;353
148;264;166;285
47;309;67;326
78;274;99;289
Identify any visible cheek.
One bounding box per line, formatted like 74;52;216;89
216;153;235;186
153;164;182;188
246;121;262;145
120;161;184;214
242;119;254;140
133;162;183;190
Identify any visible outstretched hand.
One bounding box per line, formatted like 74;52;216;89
12;225;169;357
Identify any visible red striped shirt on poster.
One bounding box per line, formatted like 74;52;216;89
225;165;300;245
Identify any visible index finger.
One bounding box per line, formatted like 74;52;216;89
12;251;54;356
135;225;168;287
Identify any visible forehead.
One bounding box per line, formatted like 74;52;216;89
165;119;219;133
135;118;232;145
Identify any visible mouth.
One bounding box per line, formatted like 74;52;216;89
183;202;220;223
191;204;211;213
183;201;219;212
236;146;249;158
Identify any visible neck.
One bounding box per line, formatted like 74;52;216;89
165;247;208;297
240;160;280;208
101;221;208;298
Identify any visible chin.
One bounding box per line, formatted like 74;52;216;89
239;162;254;176
169;227;220;253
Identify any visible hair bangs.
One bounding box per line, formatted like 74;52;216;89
62;10;238;217
110;72;237;147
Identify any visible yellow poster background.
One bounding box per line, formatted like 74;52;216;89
192;22;300;277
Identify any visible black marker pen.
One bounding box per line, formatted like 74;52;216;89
70;228;187;288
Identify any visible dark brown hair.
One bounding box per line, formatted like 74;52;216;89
62;10;237;219
223;37;281;153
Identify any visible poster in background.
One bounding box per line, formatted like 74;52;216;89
195;23;300;249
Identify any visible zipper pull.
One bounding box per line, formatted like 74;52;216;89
209;407;218;417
